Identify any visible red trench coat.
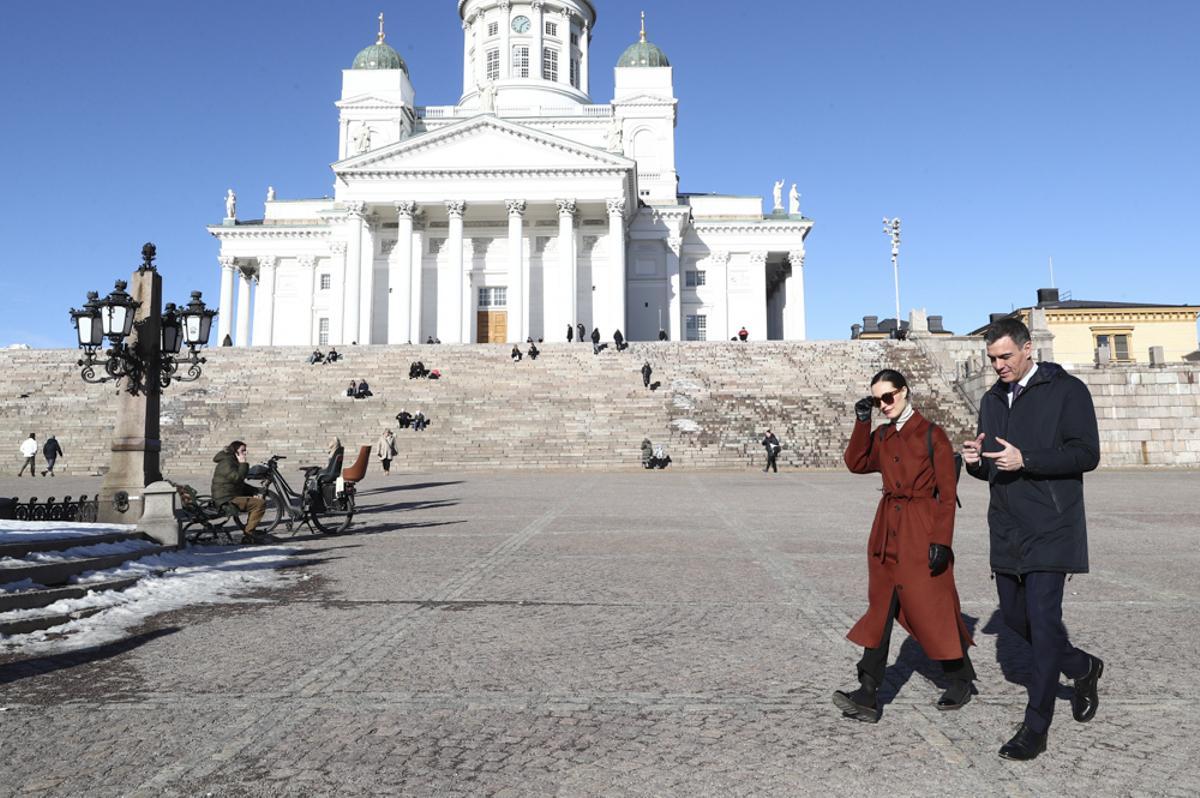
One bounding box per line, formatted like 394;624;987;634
843;410;973;660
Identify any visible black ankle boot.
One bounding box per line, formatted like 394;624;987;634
833;675;880;723
937;679;973;710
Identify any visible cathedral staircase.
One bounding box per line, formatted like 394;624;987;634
0;342;975;475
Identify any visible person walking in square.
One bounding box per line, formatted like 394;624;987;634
376;429;398;475
835;369;975;722
17;433;37;477
641;361;653;389
961;318;1103;761
41;435;63;477
761;429;781;473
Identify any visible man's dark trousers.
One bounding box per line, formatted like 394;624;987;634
995;571;1091;734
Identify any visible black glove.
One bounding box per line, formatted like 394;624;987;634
929;544;953;577
854;397;874;422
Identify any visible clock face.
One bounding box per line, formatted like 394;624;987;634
512;15;531;33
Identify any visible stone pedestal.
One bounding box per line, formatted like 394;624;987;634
138;481;181;548
98;268;163;525
1029;307;1055;362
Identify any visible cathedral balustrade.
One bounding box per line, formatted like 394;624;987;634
416;104;612;119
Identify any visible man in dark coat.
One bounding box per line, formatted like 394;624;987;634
566;324;573;342
962;318;1103;761
577;322;586;343
613;329;626;351
211;441;268;544
641;361;652;389
41;435;63;477
761;430;780;473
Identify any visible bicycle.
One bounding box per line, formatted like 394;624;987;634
246;454;356;535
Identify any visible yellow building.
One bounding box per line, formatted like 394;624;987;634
970;289;1200;364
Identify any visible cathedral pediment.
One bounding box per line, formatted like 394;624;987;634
333;115;634;175
336;93;406;109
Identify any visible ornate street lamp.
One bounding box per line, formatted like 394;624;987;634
882;217;902;339
68;243;217;395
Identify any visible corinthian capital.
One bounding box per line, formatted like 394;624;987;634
329;241;348;256
395;200;417;220
257;255;279;272
445;200;466;219
556;199;577;217
606;197;626;217
749;251;769;265
218;255;237;271
506;199;528;217
346;200;367;219
788;250;806;269
709;250;730;265
666;236;683;256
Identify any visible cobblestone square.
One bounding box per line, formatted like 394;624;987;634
1;469;1197;796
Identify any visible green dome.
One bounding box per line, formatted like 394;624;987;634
352;42;407;71
617;40;670;68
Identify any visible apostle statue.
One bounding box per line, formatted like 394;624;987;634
479;81;497;113
789;184;801;216
606;117;624;152
266;186;276;202
772;179;784;212
355;125;373;153
224;189;237;220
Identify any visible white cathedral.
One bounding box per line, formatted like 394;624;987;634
209;0;812;346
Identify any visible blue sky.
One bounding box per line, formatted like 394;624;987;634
1;0;1197;348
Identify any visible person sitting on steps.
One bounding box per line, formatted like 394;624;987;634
511;345;523;362
308;349;324;365
354;379;373;399
395;410;413;429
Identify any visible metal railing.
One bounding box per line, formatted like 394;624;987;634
7;495;100;523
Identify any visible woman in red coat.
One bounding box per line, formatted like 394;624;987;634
833;369;975;722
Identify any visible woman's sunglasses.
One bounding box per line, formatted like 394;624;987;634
871;390;903;407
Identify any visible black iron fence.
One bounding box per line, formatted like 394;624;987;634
0;495;100;523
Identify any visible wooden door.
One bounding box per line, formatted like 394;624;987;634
477;311;507;343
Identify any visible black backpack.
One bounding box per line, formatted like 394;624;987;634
927;424;963;508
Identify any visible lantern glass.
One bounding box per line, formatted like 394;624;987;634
102;303;128;339
183;314;201;345
161;317;183;354
73;310;104;348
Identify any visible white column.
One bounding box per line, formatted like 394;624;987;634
359;212;376;344
390;201;416;344
217;256;236;345
329;241;347;344
667;235;683;341
558;199;577;333
784;249;807;341
297;255;315;345
607;198;626;335
441;201;466;343
709;250;731;339
462;19;473;95
532;0;544;83
235;268;253;346
252;256;278;346
410;216;425;343
500;2;511;81
580;23;590;95
556;9;572;86
343;201;366;343
506;200;527;342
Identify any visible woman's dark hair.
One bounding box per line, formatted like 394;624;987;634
870;369;909;391
227;440;246;453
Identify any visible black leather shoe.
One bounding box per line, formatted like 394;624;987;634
832;686;880;723
1071;655;1104;722
936;680;973;710
998;724;1047;761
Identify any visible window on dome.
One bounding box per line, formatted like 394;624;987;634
686;314;707;342
512;45;530;78
319;274;331;291
543;48;558;81
569;58;579;88
570;32;579;46
486;49;500;81
685;270;707;288
545;21;557;37
487;21;498;37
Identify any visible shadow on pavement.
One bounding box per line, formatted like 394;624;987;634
0;627;179;685
358;481;464;496
357;499;460;514
877;614;980;708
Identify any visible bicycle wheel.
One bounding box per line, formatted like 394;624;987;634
256;490;285;534
309;489;354;534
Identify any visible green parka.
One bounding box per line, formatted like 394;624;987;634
211;448;256;507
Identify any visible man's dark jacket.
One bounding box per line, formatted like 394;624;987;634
211;449;257;507
43;437;63;459
966;362;1100;575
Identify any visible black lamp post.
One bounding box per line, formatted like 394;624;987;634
69;243;217;395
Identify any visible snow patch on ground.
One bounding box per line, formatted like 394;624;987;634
1;544;303;656
0;539;160;569
0;521;135;544
671;419;701;433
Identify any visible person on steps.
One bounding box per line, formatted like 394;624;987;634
377;429;398;475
